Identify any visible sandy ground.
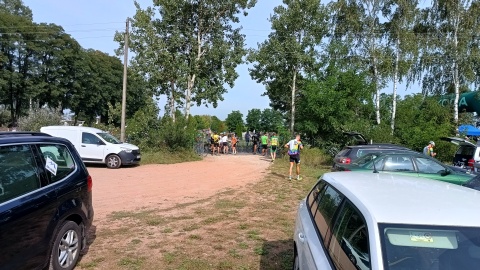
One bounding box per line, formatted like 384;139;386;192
88;154;272;219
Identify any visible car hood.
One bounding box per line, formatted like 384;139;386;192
441;137;476;147
120;143;139;150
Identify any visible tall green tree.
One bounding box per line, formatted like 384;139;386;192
225;110;244;132
417;0;480;123
249;0;328;134
382;0;419;134
330;0;388;125
246;108;261;131
119;0;256;120
260;108;283;132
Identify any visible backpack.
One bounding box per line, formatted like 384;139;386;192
271;137;278;146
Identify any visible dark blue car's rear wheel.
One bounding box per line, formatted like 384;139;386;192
50;221;81;270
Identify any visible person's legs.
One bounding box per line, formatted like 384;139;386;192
296;157;301;180
289;162;294;179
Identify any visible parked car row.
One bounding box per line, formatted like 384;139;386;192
294;172;480;270
294;133;480;269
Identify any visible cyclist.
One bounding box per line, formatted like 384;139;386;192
231;133;238;155
212;132;220;155
270;132;279;162
261;132;269;156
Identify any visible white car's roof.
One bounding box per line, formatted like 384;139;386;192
42;126;105;133
323;172;480;226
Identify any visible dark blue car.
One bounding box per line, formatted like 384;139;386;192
0;132;94;270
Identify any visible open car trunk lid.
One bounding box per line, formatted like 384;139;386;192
440;137;476;147
343;132;368;145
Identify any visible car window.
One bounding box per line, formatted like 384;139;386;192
414;157;446;174
382;156;415;172
455;146;474;156
336;148;351;158
329;201;371;270
38;144;76;183
308;180;327;210
0;144;40;204
82;132;102;145
314;185;344;241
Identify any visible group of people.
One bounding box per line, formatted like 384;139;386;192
200;130;305;181
246;131;304;180
245;131;280;161
208;132;238;155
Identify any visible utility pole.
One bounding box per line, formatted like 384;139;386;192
120;18;129;142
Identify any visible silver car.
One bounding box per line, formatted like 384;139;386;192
293;172;480;269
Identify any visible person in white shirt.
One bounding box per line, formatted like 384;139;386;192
221;133;229;154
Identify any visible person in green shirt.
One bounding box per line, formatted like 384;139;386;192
270;132;279;162
261;133;269;156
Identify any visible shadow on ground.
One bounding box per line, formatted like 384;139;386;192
79;224;97;260
259;239;294;270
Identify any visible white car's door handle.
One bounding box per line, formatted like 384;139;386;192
298;233;306;243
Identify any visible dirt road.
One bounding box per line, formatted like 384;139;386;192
89;154;272;219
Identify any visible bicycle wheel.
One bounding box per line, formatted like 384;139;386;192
203;144;210;157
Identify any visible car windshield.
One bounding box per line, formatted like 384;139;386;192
353;153;381;165
379;224;480;269
97;133;121;144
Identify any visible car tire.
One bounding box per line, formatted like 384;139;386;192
293;249;300;270
50;221;81;270
106;154;121;169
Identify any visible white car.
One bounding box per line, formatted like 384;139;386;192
293;172;480;270
41;126;141;169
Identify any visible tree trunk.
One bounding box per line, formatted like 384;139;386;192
453;17;459;123
373;56;381;125
169;80;176;122
391;38;400;135
290;67;297;135
185;75;195;120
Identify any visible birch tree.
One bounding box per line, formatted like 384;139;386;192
383;0;419;133
249;0;328;134
118;0;255;120
418;0;480;123
330;0;387;124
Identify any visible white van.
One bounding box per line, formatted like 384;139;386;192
40;126;141;169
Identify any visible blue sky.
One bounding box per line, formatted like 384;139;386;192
22;0;283;120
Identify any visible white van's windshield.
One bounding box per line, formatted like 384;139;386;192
380;224;480;269
97;133;121;144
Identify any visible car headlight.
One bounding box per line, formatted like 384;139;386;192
121;147;132;153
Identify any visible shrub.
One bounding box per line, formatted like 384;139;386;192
17;108;62;131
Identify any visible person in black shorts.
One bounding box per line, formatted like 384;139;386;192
252;132;259;154
285;134;304;180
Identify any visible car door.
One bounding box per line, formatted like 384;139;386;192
77;132;106;162
328;200;371;270
413;156;468;184
0;144;55;270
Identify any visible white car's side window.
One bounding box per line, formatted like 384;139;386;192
329;201;371;270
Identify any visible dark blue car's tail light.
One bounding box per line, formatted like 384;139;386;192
87;175;92;192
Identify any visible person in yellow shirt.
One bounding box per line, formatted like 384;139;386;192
212;132;220;155
270;132;279;162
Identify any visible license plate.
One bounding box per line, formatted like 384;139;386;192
137;155;141;159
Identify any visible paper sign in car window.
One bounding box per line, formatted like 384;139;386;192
45;157;58;176
410;231;434;243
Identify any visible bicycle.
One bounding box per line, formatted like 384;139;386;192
194;142;210;157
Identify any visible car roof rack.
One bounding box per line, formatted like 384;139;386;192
0;132;52;137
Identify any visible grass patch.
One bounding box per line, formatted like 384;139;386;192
82;153;330;270
214;199;246;209
140;149;201;165
117;257;145;270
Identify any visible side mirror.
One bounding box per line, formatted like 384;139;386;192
96;140;105;145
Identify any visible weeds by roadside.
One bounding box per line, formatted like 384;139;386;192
78;157;328;270
140;149;201;165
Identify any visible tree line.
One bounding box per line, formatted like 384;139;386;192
0;0;150;126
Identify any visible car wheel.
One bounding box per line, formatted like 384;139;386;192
106;154;121;169
50;221;81;270
293;250;300;270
